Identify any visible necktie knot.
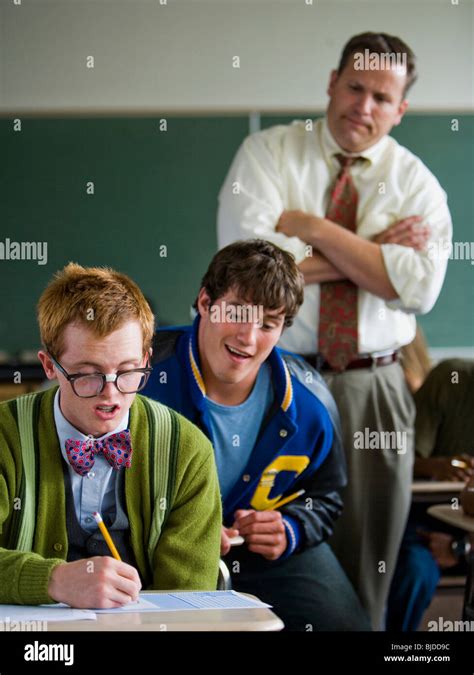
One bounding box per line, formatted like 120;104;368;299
335;153;363;172
65;431;132;476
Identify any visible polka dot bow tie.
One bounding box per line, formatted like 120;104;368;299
65;431;132;476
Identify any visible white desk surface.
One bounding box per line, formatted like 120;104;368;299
47;592;284;632
427;504;474;533
412;481;465;494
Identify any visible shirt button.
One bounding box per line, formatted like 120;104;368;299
279;429;288;438
86;471;95;479
242;474;251;482
85;516;93;523
53;543;63;552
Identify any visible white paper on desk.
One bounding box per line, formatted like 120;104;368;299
0;604;96;623
95;591;271;613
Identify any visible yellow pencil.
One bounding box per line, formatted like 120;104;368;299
450;458;470;470
266;489;305;511
93;511;121;561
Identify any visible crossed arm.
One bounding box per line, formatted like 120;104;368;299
276;210;429;300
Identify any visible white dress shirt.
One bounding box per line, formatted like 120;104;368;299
54;390;129;532
217;117;452;355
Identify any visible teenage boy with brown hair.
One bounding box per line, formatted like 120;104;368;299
143;239;370;630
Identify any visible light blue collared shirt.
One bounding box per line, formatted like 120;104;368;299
54;390;129;533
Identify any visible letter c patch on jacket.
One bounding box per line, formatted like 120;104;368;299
250;455;310;510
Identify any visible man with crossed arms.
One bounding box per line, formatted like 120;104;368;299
217;32;452;628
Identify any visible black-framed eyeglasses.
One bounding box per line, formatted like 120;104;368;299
49;355;153;398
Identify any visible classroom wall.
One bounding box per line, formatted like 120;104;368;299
0;0;472;356
0;0;472;113
1;113;473;355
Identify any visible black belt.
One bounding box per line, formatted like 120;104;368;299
302;352;399;372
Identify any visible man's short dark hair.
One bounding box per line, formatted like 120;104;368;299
337;32;417;96
195;239;305;328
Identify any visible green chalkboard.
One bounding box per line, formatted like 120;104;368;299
0;113;472;355
390;115;473;349
0;117;248;355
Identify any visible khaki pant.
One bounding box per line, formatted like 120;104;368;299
324;361;415;630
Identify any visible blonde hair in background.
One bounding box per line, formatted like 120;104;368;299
400;324;432;394
37;262;155;358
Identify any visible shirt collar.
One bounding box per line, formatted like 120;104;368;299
54;389;129;464
320;115;388;167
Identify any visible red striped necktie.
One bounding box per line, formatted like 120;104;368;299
318;154;363;371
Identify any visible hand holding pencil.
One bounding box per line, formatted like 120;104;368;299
47;511;141;609
231;490;305;561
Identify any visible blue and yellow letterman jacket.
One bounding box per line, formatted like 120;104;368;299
143;316;347;558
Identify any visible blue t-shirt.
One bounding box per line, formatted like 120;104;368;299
207;363;274;501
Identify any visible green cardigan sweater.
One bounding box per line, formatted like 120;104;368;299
0;387;222;605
